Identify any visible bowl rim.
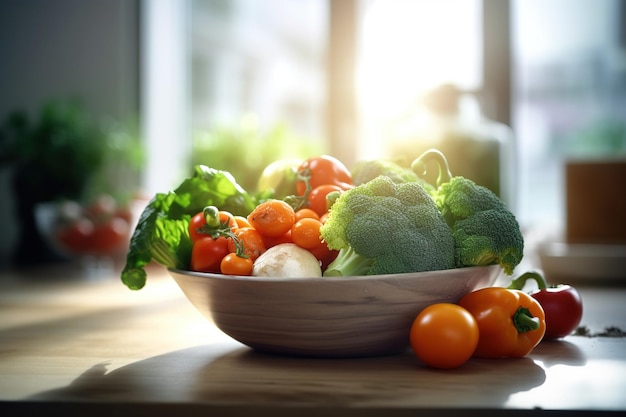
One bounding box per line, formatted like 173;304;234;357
168;264;500;283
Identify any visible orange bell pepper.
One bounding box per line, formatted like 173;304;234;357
458;287;546;358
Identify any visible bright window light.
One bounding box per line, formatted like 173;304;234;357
356;0;482;159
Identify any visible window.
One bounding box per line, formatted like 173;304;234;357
511;0;626;228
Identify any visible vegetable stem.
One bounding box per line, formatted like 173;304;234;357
508;271;548;291
513;307;541;333
410;149;453;187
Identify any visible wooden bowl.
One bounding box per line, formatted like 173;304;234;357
168;265;501;358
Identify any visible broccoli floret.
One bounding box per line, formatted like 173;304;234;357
320;175;456;276
412;149;524;275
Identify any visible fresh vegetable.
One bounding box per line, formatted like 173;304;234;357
188;209;236;242
294;208;320;221
409;303;479;369
296;155;353;195
226;227;267;261
252;243;322;278
458;287;546;358
54;195;131;255
190;236;230;273
220;252;254;276
247;199;296;238
351;158;434;193
412;149;524;275
121;165;256;290
291;217;324;250
320;175;456;276
307;184;343;216
257;158;302;200
509;271;583;339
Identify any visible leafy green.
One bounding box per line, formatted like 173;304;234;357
121;165;257;290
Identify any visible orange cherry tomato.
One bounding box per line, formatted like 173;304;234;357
294;208;320;221
233;215;252;229
247;199;295;238
409;303;479;369
291;218;323;250
227;227;266;261
220;253;253;276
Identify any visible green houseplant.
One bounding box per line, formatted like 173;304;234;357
0;100;143;266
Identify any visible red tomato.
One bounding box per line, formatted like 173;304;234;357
189;210;236;242
261;230;293;249
296;155;353;195
85;194;117;222
531;285;583;339
92;217;130;254
307;184;343;216
56;218;95;253
409;303;479;369
307;242;338;271
190;236;230;273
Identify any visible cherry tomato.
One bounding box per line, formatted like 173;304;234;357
189;210;236;242
227;227;267;261
56;217;95;253
261;230;293;249
92;217;130;254
307;184;343;217
190;236;230;273
296;155;353;195
294;208;320;221
508;271;583;340
84;194;117;223
409;303;479;369
291;218;323;250
531;285;583;339
247;199;295;238
233;215;252;229
220;253;253;276
307;241;338;271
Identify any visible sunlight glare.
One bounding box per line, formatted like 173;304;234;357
356;0;481;159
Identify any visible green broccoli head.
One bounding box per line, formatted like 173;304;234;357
452;209;524;275
321;175;456;276
435;177;524;275
412;149;524;275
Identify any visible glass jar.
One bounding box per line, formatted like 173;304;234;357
384;84;517;210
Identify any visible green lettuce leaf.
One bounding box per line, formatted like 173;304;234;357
121;165;256;290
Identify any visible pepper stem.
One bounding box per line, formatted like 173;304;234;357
410;148;453;187
508;271;548;291
513;307;540;333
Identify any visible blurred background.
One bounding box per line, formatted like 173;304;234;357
1;0;625;271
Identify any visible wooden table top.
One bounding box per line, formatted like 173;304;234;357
1;263;625;416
